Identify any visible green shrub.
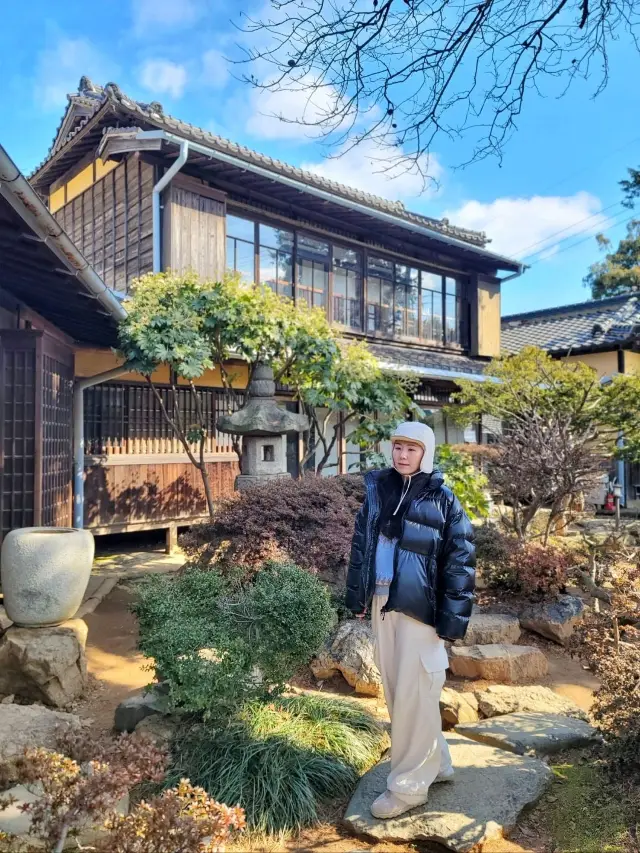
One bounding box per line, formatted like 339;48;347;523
180;476;365;589
168;694;389;833
435;444;490;520
133;561;336;718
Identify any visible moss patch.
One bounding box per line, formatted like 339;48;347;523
544;760;631;853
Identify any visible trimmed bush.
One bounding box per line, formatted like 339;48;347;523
168;694;389;833
133;561;336;718
180;475;365;587
476;522;572;597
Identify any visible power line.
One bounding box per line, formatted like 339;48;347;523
526;212;636;268
513;199;623;258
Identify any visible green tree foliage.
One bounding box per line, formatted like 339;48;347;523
284;339;421;474
584;221;640;300
118;271;337;513
449;347;640;538
434;445;489;520
133;561;336;719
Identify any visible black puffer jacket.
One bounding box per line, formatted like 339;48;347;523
346;468;476;641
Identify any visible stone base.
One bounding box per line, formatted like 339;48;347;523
235;472;292;491
0;620;88;708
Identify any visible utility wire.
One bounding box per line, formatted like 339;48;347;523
526;212;636;268
513;199;623;258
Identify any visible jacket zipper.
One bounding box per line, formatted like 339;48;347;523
381;539;401;618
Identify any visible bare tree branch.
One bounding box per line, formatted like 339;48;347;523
237;0;640;171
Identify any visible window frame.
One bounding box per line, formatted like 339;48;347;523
225;206;467;349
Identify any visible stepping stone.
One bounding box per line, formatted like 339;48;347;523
456;612;521;646
440;688;479;728
344;733;552;852
474;685;589;721
520;595;585;645
456;712;601;756
449;644;548;683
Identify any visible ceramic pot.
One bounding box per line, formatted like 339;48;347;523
1;528;94;627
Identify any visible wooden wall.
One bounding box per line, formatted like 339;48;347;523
53;155;154;293
163;180;226;280
84;457;238;531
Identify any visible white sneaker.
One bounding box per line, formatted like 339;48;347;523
370;790;427;820
434;767;455;783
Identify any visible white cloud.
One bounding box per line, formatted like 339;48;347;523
132;0;200;34
301;139;443;202
444;192;610;260
245;78;344;141
34;35;115;111
202;49;230;90
138;60;188;99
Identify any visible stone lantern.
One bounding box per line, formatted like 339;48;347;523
217;364;309;491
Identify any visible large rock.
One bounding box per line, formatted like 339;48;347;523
0;621;88;708
440;688;479;729
475;685;589;721
456;613;521;646
0;783;128;850
449;644;548;683
0;704;82;782
114;687;167;733
344;733;552;852
520;595;585;645
456;712;601;756
310;620;381;697
134;713;178;747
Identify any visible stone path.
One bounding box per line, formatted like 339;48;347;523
456;712;600;756
344;733;553;853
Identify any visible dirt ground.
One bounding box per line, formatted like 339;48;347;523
75;584;601;852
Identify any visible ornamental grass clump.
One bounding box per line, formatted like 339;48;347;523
168;694;389;834
133;560;337;718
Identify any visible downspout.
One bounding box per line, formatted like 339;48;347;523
73;367;130;529
152;140;189;272
617;348;626;506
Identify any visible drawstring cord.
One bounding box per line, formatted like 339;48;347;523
392;474;412;516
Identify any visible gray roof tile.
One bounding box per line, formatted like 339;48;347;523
368;342;488;376
501;295;640;354
34;78;489;249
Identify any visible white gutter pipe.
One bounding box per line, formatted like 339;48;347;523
73;367;129;529
136;130;524;278
152;140;189;272
0;145;127;323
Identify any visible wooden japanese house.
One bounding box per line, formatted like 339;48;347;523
24;77;524;546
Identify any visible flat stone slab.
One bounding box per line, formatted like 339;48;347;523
456;712;601;756
440;688;479;729
520;595;585;646
449;644;548;683
344;733;552;852
475;685;589;721
456;613;521;646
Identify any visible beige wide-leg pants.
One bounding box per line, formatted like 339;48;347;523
371;594;453;804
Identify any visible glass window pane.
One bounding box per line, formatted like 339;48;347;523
298;233;329;259
422;271;443;293
259;224;294;251
446;276;458;295
382;283;394;336
234;240;255;284
333;245;362;330
407;285;419;337
421;286;436;340
227;214;255;243
366;256;393;334
259;246;292;298
445;292;459;344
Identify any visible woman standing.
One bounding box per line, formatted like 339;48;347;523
346;421;475;820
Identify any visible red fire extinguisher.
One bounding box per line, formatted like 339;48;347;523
604;491;615;512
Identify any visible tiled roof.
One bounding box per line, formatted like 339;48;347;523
368;342;488;377
33;78;488;249
501;294;640;354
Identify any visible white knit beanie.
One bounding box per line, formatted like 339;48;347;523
390;421;436;474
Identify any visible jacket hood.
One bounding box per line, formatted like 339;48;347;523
390;421;436;474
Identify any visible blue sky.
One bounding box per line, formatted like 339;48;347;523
2;0;639;315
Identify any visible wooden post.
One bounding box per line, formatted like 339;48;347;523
165;522;178;555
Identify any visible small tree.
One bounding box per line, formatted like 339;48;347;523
584;220;640;300
283;340;420;475
118;271;336;516
449;347;640;540
435;445;490;520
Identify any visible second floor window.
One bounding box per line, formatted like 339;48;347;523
226;214;255;284
333;246;363;330
225;211;465;347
